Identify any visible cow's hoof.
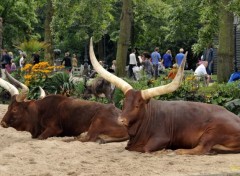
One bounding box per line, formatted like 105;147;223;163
37;136;45;140
75;132;89;142
96;138;106;144
174;149;186;155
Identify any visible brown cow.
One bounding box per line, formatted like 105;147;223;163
89;38;240;154
0;71;128;143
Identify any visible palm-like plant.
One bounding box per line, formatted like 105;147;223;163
15;39;49;63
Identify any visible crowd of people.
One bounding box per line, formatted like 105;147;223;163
126;47;186;81
1;45;238;85
0;49;81;79
0;49;42;78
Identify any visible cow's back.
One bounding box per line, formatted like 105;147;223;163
147;100;240;149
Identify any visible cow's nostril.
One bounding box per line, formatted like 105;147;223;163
0;121;8;128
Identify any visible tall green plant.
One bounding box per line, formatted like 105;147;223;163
15;39;49;63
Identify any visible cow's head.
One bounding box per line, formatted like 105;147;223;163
89;38;187;127
0;72;45;133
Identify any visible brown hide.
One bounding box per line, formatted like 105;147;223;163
1;95;128;142
88;37;240;154
119;90;240;154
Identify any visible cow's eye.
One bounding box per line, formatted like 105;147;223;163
12;108;17;113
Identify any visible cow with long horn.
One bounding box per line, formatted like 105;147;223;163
0;71;128;142
89;37;240;154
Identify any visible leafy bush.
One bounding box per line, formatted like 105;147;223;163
224;99;240;116
43;72;75;96
111;76;240;115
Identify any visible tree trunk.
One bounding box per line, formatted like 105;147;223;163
217;0;234;82
44;0;54;64
115;0;133;77
0;17;3;50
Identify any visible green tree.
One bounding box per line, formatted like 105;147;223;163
51;0;115;55
0;0;38;49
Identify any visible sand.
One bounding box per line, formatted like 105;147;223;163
0;104;240;176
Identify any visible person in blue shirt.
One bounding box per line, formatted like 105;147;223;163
175;48;184;66
228;72;240;83
162;50;172;69
151;47;161;79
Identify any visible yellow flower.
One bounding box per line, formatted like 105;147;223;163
22;64;33;71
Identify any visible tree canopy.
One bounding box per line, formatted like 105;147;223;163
0;0;239;81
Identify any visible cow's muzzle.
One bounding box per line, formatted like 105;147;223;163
0;121;8;128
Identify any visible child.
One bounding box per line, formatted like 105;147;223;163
167;64;178;79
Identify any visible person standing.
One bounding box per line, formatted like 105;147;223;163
1;49;11;79
203;44;214;75
128;49;137;80
72;53;78;67
32;52;40;65
151;47;161;80
162;50;172;69
175;48;185;66
19;52;26;69
62;52;72;72
141;52;153;79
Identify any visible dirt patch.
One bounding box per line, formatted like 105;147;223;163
0;104;240;176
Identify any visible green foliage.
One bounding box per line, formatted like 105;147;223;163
43;72;75;96
72;80;85;98
198;81;240;106
15;39;49;63
113;88;124;109
224;99;240;116
51;0;116;52
192;0;220;54
0;0;38;49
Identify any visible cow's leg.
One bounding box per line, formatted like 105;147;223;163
176;132;240;155
143;136;170;153
175;144;212;155
175;132;216;155
212;134;240;153
78;116;128;143
38;126;63;140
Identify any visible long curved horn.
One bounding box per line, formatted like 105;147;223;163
5;71;29;102
39;86;46;99
0;78;19;96
89;37;133;95
141;52;187;100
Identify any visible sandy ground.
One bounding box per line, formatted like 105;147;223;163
0;104;240;176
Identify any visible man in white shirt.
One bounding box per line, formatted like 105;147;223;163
128;49;137;80
194;61;210;85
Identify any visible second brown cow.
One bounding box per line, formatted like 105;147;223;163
0;72;128;143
